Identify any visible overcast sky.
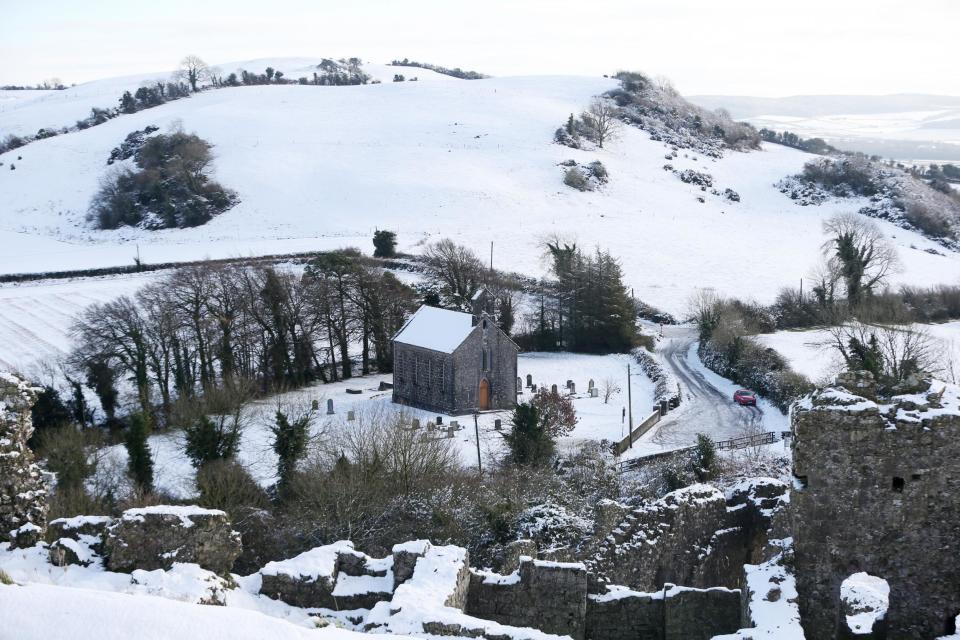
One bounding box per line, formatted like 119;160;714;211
3;0;957;96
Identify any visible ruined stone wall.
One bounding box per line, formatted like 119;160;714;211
585;585;741;640
792;372;960;639
467;558;589;640
0;373;47;547
586;484;742;591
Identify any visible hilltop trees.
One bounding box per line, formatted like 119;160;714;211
177;55;209;92
373;230;398;258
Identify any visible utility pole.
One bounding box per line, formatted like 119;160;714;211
473;411;482;477
626;363;633;447
490;241;494;272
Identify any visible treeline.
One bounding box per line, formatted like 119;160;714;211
1;78;67;90
759;129;843;156
694;213;960;404
0;56;372;157
517;241;639;353
389;58;486;80
66;253;418;427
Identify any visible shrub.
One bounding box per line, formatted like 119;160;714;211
563;167;591;191
124;413;154;494
90;129;237;230
196;459;269;514
0;569;13;585
185;415;242;468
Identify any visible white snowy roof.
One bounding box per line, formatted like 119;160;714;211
393;305;475;354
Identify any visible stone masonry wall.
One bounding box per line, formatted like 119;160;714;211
0;373;48;548
792;372;960;639
467;558;589;640
585;584;741;640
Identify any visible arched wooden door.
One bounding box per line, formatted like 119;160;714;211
478;378;491;410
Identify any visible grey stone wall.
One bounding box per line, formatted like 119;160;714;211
792;371;960;639
467;558;589;639
0;374;47;548
452;318;518;413
586;484;736;591
584;585;741;640
392;344;456;413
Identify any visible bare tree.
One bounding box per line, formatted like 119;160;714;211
601;378;620;404
825;322;939;385
177;55;209;92
423;239;485;310
582;100;622;149
821;213;899;305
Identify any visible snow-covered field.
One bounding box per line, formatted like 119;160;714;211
96;352;654;499
1;59;957;320
755;321;960;384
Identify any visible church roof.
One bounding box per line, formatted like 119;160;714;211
393;305;476;354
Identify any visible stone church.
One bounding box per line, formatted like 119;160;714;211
392;290;518;414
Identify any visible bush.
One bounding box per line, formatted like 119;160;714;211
185;415;242;468
90;129;237;230
0;569;13;585
196;459;269;514
563;167;591;191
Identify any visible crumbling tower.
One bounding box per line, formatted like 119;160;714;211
792;370;960;639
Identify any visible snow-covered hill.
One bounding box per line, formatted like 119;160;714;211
1;59;958;318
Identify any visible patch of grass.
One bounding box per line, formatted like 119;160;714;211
0;569;15;585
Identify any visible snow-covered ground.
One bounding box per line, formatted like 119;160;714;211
0;559;411;640
95;351;654;499
1;59;957;319
755;321;960;384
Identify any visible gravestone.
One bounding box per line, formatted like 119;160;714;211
517;377;522;393
526;374;533;388
447;427;455;438
590;388;599;398
412;418;420;430
437;416;443;425
551;384;558;394
566;380;573;389
494;419;502;431
427;421;435;432
569;382;576;394
588;379;595;391
347;410;355;421
326;399;334;415
450;420;459;429
311;399;319;411
531;384;537;392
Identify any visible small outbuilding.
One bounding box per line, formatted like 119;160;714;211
391;295;518;414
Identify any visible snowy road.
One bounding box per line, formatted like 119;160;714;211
630;326;787;456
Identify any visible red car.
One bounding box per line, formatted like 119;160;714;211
733;389;757;406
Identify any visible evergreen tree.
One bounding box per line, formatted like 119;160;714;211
184;415;241;468
29;386;72;446
566;113;575;135
847;334;884;380
692;433;716;481
373;229;398;258
125;413;154;493
119;91;137;114
503;402;554;466
271;409;311;496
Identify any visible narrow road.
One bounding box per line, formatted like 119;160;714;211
642;325;765;451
